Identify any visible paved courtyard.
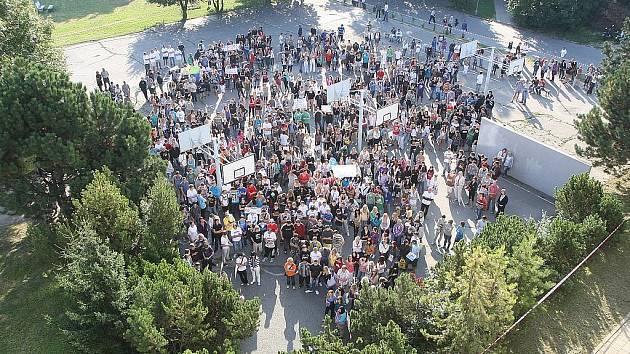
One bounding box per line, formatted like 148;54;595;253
62;1;602;351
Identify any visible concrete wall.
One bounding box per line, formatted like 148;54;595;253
477;118;591;197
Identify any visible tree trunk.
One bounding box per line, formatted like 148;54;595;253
180;0;189;21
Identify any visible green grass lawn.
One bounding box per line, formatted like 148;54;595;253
451;0;496;20
0;223;74;353
504;177;630;353
48;0;255;46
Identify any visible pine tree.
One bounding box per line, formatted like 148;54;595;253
441;246;516;353
575;18;630;174
141;176;183;262
124;259;260;353
554;173;604;224
57;223;131;352
0;58;161;221
350;274;435;350
72;170;145;255
507;233;553;315
295;319;416;354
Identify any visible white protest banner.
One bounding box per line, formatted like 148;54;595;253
223;44;240;52
321;105;332;113
331;164;361;178
459;40;478;59
225;67;239;75
293;98;307;110
244;206;262;215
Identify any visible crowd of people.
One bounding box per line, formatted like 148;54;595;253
80;0;605;339
126;21;525;336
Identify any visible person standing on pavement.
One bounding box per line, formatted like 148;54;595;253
455;171;466;206
121;81;130;104
475;71;484;93
433;214;446;245
95;71;103;91
263;227;277;262
485;91;495;118
298;257;310;289
496;189;509;216
429;8;436;24
284;257;298;289
420;187;435;217
307;259;323;294
249;252;261;286
383;2;389;22
101;68;110;91
476;193;488;220
511;78;524;103
139;77;148;101
234;252;249;285
454;221;465;246
441;219;454;252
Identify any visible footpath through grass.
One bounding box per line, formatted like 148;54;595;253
50;0;252;47
0;223;74;353
504;177;630;353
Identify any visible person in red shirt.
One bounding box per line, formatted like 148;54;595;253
267;219;279;233
247;183;258;201
298;170;310;185
294;220;306;239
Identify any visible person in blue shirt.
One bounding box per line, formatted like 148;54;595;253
455;221;466;245
197;194;207;219
338;24;345;41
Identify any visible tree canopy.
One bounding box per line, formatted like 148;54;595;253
507;0;602;29
57;223;131;352
124;259;260;353
0;0;60;65
0;58;162;221
575;18;630;174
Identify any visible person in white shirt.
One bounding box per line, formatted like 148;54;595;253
220;233;232;262
186;185;198;205
475;216;487;236
231;228;243;252
263;230;277;262
234;253;249;285
280;132;289;146
188;221;198;243
476;71;484;93
168;45;175;66
337;265;353;289
142;52;150;74
420;187;435;217
310;247;322;263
